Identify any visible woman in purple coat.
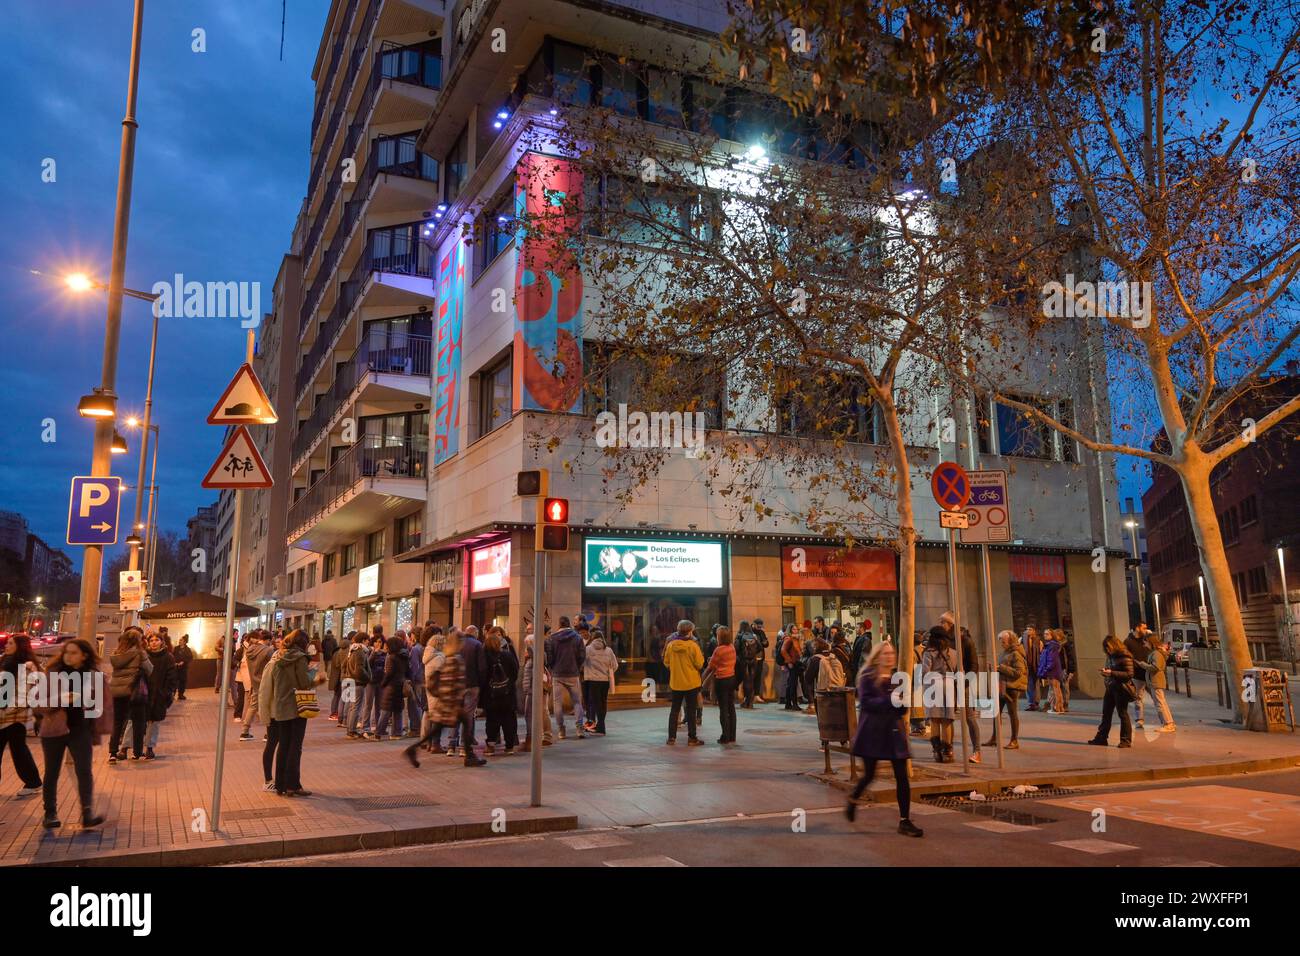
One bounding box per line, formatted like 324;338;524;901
845;642;923;837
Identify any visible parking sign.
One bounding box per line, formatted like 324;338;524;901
67;476;123;546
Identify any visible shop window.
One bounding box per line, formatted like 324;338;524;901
366;529;386;564
342;543;357;574
478;356;513;436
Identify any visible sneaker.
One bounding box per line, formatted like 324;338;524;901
234;716;242;723
115;749;127;761
346;732;362;739
262;733;269;741
263;781;276;791
687;738;704;747
1135;719;1145;729
1087;737;1107;746
238;733;254;741
130;753;142;761
446;747;461;758
42;814;61;829
558;730;567;740
17;785;41;796
82;813;106;828
362;733;378;741
144;749;156;760
898;818;924;838
484;744;496;755
1006;740;1020;749
577;731;587;739
428;745;446;755
464;755;487;767
1117;740;1133;748
1158;724;1177;733
968;751;982;763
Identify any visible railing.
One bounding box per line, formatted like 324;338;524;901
287;434;427;538
292;334;432;462
310;0;360;141
308;0;378;201
295;225;435;399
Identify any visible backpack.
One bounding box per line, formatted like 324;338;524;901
740;634;760;662
816;654;845;691
488;658;511;700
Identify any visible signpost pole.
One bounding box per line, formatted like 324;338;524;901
530;548;547;807
946;526;969;769
210;487;242;833
979;544;1004;769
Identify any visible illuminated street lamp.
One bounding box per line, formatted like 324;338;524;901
77;391;117;419
111;431;128;454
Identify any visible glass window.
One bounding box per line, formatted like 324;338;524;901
646;68;683;127
687;79;728;138
342;543;357;574
444;123;470;204
306;563;316;589
476;187;515;274
396;511;423;554
479;357;513;436
366;530;386;564
322;553;336;581
599;58;640;116
551;41;593;106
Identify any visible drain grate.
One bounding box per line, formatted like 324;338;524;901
744;729;801;736
342;794;439;812
223;806;296;821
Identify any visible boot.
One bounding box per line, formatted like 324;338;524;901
82;810;106;828
930;737;943;762
942;743;955;763
463;754;487;767
898;818;924;838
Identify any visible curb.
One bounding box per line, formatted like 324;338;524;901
811;753;1300;801
9;808;578;868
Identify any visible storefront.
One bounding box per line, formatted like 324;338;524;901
1009;552;1067;633
580;536;729;686
357;562;382;633
781;544;898;642
468;540;512;631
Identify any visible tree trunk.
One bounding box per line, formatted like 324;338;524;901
878;389;917;681
1178;449;1254;722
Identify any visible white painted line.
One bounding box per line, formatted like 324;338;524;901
556;832;633;850
604;855;687;867
1051;838;1139;854
966;819;1038;833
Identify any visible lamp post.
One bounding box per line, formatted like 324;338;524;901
70;0;146;646
124;419;161;603
1124;519;1145;626
1280;546;1296;675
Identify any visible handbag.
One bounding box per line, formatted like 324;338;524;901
295;689;320;718
1121;680;1141;702
130;670;150;705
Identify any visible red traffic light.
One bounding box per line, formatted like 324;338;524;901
544;497;568;523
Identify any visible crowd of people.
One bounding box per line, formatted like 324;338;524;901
0;607;1180;837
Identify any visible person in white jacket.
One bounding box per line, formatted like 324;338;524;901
419;627;446;744
581;630;619;736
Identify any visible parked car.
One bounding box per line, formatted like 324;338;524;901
1169;641;1192;666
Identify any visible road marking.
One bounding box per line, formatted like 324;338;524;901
1051;839;1139;854
604;855;686;867
557;832;633;850
966;820;1038;833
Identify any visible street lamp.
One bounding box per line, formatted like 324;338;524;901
77;391;117;418
1124;519;1146;626
1279;546;1296;675
111;431;128;454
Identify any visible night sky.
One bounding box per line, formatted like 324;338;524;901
0;1;326;557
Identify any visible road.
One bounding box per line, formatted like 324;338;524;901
251;767;1300;867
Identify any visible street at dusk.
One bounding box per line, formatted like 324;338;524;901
2;0;1298;940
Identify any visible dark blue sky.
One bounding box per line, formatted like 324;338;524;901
0;1;326;555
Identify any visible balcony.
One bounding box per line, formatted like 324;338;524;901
287;435;427;552
292;333;432;468
296;225;435;402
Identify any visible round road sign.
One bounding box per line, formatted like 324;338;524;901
931;461;971;511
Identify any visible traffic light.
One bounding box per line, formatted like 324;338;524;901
536;496;570;552
517;469;548;497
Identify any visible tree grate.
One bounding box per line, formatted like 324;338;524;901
923;785;1080;809
342;794;439;812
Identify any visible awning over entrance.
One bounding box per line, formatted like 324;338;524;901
140;592;259;620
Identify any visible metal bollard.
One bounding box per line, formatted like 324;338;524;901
1172;666;1180;694
1185;666;1192;698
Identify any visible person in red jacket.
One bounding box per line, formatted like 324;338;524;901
703;626;739;745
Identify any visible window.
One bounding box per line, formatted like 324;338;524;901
369;222;431;276
342;543;357;574
598;57;640;116
295;568;305;592
774;370;877;444
476;186;515;274
1248;565;1268;594
322;552;336;582
366;530;386;564
1220;506;1240;546
306;562;316;589
375;131;438;181
443;123;470;204
686;78;728;138
479;357;513;436
551;41;593;106
645;67;683;127
583;343;724;429
1235;571;1249;608
380;40;441;88
593;176;717;246
395;511;423;554
1240;494;1258;526
977;393;1077;462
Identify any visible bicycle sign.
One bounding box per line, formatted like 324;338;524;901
962;470;1012;544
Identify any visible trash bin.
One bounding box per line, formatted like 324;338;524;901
815;687;857;742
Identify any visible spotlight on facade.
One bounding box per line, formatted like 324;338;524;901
744;144;768;164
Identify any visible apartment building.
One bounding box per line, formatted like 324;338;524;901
185;503;218;594
280;0;445;638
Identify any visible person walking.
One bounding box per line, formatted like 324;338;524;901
36;638;110;829
984;630;1026;749
449;625;486;756
1089;635;1137;748
0;634;42;795
703;625;739;745
482;627;519;754
405;628;486;768
921;626;958;763
1137;634;1177;733
1124;624;1152;728
545;615;587;741
172;635;194;700
142;632;176;759
238;631;273;742
780;627;805;710
375;635;409;740
259;629;315;796
107;628;153;763
581;628;618;737
342;637;371;739
845;642;923;837
664;620;705;745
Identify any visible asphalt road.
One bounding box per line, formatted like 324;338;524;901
251;767;1300;868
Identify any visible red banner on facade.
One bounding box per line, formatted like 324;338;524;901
1008;553;1066;585
781;545;897;592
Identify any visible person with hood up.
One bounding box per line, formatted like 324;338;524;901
405;628;486;768
107;627;153;763
545;615;587;740
664;620;705;746
142;631;177;759
259;628;315;796
845;642;923;837
581;628;619;737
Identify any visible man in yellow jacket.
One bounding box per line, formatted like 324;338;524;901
664;621;705;746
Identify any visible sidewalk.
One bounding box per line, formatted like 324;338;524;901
2;685;1296;865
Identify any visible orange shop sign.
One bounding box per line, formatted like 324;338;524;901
782;545;897;592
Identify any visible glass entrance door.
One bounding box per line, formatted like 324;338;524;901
605;600;645;686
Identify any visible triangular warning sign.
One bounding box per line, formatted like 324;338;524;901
202;426;274;489
207;363;278;425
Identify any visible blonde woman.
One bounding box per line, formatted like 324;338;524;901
846;642;922;837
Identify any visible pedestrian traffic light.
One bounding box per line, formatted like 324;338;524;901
536;496;569;552
517;469;548;497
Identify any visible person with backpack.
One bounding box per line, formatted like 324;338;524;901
581;628;618;737
107;628;153;763
735;620;760;709
342;638;372;739
482;626;519;754
921;626;958;763
845;642;923;838
405;628;486;768
545;616;587;741
815;639;846;693
1037;629;1065;715
702;625;739;745
142;631;176;760
780;627;805;710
